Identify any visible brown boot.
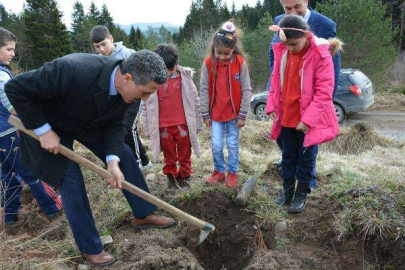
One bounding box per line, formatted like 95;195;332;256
132;214;176;229
82;250;116;267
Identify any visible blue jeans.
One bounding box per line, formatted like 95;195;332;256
0;132;60;223
211;119;240;174
281;128;318;189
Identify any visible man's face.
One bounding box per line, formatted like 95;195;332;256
0;41;16;66
281;0;308;17
119;74;160;103
93;36;115;56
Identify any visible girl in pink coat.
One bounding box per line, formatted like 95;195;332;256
266;15;341;213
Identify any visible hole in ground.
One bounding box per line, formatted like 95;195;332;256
178;191;272;270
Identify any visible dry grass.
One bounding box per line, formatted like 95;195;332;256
1;118;405;268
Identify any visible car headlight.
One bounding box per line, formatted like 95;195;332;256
250;96;256;102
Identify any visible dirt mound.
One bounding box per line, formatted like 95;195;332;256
261;163;283;182
116;234;202;270
324;122;393;154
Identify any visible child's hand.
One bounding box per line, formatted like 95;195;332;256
204;119;211;127
296;122;310;134
236;119;246;128
269;112;278;121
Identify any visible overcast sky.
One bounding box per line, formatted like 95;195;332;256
1;0;260;27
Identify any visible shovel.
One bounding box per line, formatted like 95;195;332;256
8;115;214;244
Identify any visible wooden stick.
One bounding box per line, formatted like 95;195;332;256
8;115;214;232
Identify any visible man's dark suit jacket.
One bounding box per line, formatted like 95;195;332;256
268;7;341;96
5;53;129;186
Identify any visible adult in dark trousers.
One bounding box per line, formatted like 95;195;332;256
268;0;341;190
5;50;175;267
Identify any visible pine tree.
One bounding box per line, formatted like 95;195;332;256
220;4;231;22
23;0;72;68
99;4;114;30
0;4;10;27
129;25;136;48
134;27;146;50
231;2;237;18
71;1;90;52
88;1;101;24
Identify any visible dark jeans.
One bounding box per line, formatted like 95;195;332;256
125;127;149;166
280;127;318;188
58;139;157;254
0;132;61;223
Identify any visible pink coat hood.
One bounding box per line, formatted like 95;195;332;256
265;33;340;147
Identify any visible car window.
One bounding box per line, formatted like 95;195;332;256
349;71;370;85
338;76;352;88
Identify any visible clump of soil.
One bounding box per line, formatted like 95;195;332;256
116;234;202;270
178;191;272;270
324;122;392;154
262;163;283;182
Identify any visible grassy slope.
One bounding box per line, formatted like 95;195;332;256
0;120;404;269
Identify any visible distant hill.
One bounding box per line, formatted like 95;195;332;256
118;22;180;34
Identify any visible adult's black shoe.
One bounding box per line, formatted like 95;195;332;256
290;182;310;213
274;178;295;205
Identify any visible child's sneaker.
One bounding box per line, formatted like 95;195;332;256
206;170;225;184
225;172;238;188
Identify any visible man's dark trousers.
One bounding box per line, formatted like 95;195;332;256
58;138;157;254
281;128;318;188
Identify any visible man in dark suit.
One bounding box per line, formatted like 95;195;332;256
268;0;341;190
5;50;175;267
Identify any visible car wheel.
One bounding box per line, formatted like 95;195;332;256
255;104;269;121
334;103;345;123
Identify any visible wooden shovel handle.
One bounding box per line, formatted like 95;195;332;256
8;115;210;230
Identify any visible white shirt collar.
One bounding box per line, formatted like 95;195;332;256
303;8;311;23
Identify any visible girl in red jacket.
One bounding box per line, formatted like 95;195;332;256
200;21;252;188
266;15;340;213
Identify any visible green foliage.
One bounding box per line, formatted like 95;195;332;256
23;0;72;69
242;13;273;91
178;29;214;84
318;0;398;89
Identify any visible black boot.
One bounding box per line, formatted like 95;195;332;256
178;176;191;190
167;173;178;189
290;182;310;213
274;178;296;205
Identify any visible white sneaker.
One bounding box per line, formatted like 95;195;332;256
140;161;152;171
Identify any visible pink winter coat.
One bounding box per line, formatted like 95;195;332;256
265;33;340;147
142;65;203;162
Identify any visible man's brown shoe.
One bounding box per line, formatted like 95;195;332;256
83;250;116;267
132;214;176;229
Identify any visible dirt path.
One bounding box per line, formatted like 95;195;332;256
343;110;405;141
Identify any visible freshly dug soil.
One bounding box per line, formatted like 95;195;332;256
178;191;272;270
115;234;203;270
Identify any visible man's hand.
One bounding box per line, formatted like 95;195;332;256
268;112;278;121
107;160;124;189
296;121;310;134
236;119;246;128
39;129;61;154
204;119;211;127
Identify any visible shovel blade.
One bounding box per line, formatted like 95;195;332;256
197;223;215;245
